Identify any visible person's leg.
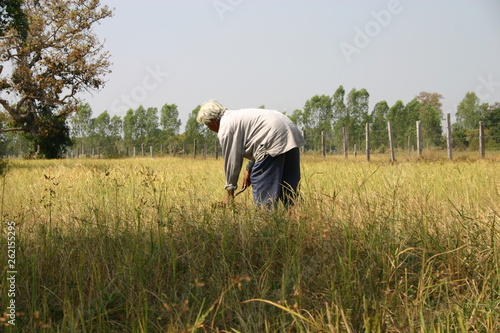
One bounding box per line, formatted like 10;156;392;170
280;147;301;206
250;154;285;207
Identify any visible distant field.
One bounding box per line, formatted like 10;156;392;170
1;155;499;332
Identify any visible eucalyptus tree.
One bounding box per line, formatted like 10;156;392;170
160;103;181;137
69;103;93;153
370;101;389;150
335;88;369;149
416;92;444;146
302;94;333;150
387;101;405;148
456;92;488;130
123;108;136;148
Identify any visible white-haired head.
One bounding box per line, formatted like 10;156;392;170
197;100;227;125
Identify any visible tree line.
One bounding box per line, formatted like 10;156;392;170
290;87;500;153
2;87;499;158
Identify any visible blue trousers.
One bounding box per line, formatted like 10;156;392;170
250;148;301;207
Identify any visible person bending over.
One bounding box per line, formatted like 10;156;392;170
197;100;305;208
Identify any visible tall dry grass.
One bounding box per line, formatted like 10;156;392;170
1;154;499;332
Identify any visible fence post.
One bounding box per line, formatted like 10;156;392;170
321;131;326;157
408;136;411;158
193;139;197;159
366;123;370;162
150;146;153;158
446;113;452;160
479;121;485;158
133;146;136;157
416;120;422;157
301;130;306;154
388;121;395;162
342;127;348;159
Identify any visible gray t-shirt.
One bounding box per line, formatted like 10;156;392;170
218;109;305;190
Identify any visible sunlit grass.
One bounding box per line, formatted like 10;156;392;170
1;154;499;332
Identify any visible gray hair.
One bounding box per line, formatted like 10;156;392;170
197;100;227;125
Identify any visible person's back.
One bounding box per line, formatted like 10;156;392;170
219;108;305;163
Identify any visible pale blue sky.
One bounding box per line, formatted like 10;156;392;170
83;0;500;128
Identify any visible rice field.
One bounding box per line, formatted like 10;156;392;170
1;153;499;332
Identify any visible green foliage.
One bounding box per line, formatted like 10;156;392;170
0;0;29;40
484;103;500;144
160;103;181;137
23;104;72;158
370;101;389;148
0;156;8;175
451;123;469;148
456;92;488;130
5;87;500;158
301;95;333;150
416;92;444;146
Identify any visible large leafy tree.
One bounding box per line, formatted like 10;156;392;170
0;0;112;157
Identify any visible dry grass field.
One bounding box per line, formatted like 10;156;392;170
1;153;499;332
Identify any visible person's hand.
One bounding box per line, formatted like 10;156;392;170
242;170;251;189
223;189;235;206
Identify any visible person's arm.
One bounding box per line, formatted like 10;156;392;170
220;130;245;203
241;160;254;189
